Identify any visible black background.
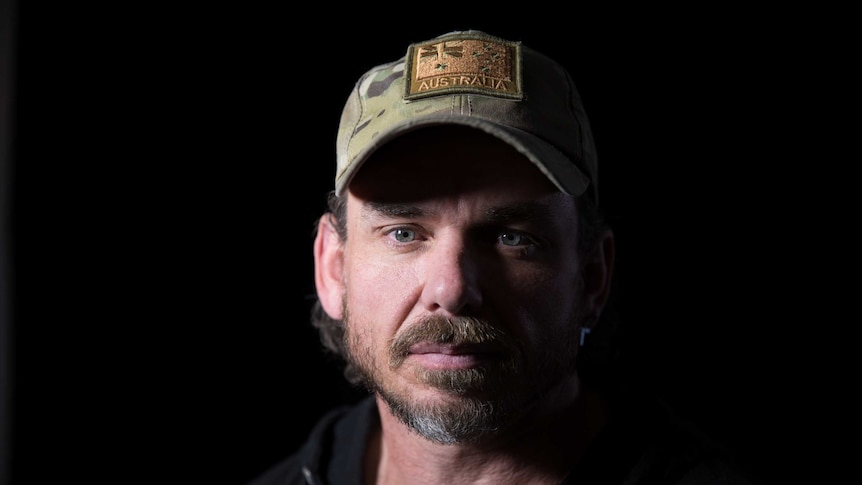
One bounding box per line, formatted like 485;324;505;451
4;3;837;485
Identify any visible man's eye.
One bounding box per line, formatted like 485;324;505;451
391;228;416;243
499;232;525;246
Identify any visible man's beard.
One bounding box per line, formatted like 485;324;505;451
342;306;581;444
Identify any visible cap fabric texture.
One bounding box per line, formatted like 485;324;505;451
336;30;600;205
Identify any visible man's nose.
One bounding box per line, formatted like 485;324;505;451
419;235;483;315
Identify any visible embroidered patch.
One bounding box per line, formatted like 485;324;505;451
404;33;522;101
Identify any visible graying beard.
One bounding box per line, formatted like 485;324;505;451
382;394;502;444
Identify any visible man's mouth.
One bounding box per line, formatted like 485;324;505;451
406;342;501;369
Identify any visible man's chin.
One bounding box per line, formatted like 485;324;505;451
378;387;520;445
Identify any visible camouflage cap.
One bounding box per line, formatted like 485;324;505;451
335;30;599;205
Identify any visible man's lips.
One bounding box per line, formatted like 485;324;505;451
406;342;500;369
408;342;497;354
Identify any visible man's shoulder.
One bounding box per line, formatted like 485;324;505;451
245;396;377;485
566;389;763;485
673;455;764;485
624;397;764;484
246;453;306;485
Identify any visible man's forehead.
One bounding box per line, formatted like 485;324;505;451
350;193;577;229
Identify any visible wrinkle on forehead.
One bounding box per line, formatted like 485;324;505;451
361;196;570;218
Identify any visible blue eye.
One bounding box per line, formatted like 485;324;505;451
393;228;416;243
499;232;523;246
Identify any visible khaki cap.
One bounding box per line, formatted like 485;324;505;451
336;30;599;205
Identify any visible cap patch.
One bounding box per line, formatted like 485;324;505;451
404;33;522;101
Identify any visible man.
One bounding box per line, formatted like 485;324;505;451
250;30;759;485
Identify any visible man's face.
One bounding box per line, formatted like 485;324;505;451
333;126;590;443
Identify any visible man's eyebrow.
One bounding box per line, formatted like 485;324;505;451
362;201;425;219
484;202;557;224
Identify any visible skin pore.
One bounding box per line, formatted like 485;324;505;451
314;126;614;484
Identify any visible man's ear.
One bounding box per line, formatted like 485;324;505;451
583;229;615;325
314;213;345;320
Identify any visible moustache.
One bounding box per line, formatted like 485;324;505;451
388;315;521;368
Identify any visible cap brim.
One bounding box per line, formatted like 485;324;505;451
335;114;591;198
